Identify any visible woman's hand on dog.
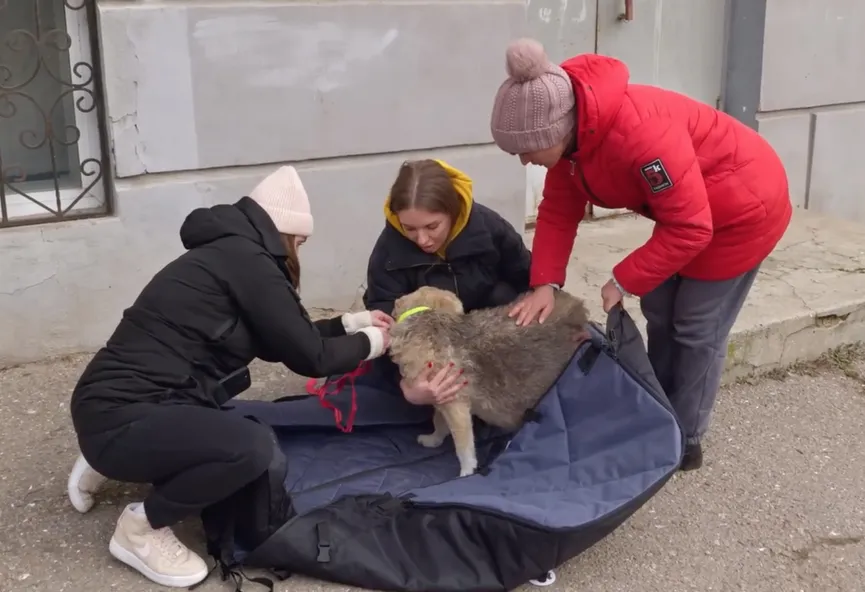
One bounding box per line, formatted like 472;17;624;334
370;310;395;329
509;284;556;326
400;362;467;406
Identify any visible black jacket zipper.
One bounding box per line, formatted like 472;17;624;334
395;261;460;299
446;262;459;297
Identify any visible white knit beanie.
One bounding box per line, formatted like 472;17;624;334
248;166;314;237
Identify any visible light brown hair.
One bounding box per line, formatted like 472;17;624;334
388;160;462;222
280;234;301;289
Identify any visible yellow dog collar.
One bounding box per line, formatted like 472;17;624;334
397;306;431;323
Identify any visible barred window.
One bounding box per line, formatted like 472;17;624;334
0;0;108;227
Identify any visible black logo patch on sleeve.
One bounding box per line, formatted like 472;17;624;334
639;159;673;193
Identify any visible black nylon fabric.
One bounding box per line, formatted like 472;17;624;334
200;417;294;563
604;304;667;405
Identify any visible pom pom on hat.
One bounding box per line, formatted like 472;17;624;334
505;38;550;82
490;37;575;155
249;165;314;237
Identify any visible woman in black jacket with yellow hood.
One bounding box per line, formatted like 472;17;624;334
362;159;533;403
65;166;391;588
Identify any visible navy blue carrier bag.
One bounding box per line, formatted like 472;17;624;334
198;305;684;591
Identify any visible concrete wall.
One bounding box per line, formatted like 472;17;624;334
524;0;597;221
726;0;865;219
0;0;527;367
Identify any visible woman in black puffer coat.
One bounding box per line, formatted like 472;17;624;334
66;166;391;589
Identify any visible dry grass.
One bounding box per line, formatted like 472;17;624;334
752;342;865;386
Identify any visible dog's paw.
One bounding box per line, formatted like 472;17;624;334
459;465;477;478
458;458;478;477
418;433;445;448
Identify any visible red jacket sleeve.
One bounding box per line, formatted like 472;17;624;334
611;120;713;297
529;160;588;287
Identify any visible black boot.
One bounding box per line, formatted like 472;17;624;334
679;442;703;471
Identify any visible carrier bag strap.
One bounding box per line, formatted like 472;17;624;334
604;303;628;358
605;303;666;398
305;361;370;433
188;561;275;592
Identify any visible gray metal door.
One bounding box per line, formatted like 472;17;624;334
524;0;728;223
591;0;728;218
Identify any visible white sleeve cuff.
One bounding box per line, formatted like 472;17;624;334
357;327;385;360
341;311;373;334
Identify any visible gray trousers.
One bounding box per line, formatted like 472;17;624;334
639;267;759;445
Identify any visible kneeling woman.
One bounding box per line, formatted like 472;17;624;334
66;166;390;588
365;159;531;314
361;159;532;403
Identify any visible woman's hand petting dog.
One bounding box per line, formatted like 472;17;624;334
370;310;394;328
342;310;395;333
400;363;467;406
509;284;556;326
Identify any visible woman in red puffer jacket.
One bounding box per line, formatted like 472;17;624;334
491;38;792;471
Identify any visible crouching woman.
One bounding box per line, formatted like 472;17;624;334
65;166;390;588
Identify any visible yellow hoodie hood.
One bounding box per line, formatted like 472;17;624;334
383;160;474;259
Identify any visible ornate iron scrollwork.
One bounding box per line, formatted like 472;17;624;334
0;0;108;227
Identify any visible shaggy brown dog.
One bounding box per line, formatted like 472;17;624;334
389;286;591;476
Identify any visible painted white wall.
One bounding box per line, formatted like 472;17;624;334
0;0;528;366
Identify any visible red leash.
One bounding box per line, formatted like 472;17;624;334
305;361;370;433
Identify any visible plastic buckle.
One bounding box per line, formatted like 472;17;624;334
316;542;331;563
316;522;331;563
529;570;556;587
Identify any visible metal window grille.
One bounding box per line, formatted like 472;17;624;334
0;0;110;228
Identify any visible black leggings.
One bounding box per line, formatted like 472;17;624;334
76;403;274;529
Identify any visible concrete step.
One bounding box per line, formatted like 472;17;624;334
525;210;865;384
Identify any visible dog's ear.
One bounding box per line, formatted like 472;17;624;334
392;294;411;320
429;289;464;314
448;293;465;314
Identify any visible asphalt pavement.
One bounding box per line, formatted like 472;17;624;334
1;354;863;592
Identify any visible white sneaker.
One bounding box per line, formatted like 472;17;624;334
109;504;209;588
67;454;108;513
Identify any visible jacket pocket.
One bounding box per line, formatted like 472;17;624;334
158;374;214;407
210;316;239;342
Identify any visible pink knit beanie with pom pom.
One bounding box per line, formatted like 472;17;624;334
490;38;576;155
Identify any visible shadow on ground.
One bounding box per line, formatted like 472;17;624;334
1;354;864;592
